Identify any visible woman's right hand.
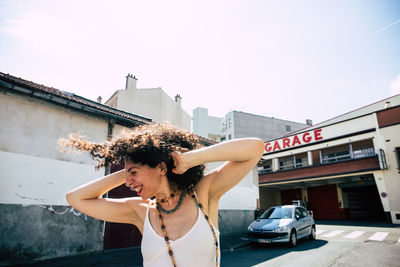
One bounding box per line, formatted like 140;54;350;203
171;151;191;174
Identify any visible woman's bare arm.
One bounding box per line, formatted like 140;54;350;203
66;170;142;225
172;138;265;200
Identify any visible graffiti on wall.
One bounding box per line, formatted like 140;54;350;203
17;192;88;220
23;203;88;220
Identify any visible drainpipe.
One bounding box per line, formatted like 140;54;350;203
102;119;115;237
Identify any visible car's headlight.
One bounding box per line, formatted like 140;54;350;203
272;226;289;232
248;225;254;232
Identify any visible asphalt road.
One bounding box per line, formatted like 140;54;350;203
10;221;400;267
221;222;400;267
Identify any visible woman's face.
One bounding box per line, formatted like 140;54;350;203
124;160;166;200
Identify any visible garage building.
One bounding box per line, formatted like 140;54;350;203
259;95;400;224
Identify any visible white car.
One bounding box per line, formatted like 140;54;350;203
245;205;316;247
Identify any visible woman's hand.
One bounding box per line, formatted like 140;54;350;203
171;151;191;174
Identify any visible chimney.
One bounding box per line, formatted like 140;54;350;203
175;94;182;106
97;96;102;103
125;73;137;90
385;101;391;109
306;119;313;126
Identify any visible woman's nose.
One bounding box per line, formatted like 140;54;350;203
125;177;133;187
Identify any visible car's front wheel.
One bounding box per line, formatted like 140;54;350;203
288;230;297;247
309;225;316;240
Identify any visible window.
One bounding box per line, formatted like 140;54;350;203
295;155;308;168
352;139;375;159
321;144;351;164
396;147;400;170
220;136;226;142
228;134;232;140
222;118;227;131
260;207;293;219
320;140;376;164
279;153;308;170
295;208;305;219
280;156;294;170
285;125;291;132
258;160;272;174
300;208;308;217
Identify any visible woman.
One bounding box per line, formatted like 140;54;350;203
61;123;264;267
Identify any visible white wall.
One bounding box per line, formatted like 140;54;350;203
192;107;222;140
0;92;114;205
0;93;108;164
373;122;400;224
204;162;259;210
112;77;191;130
0;151;102;205
301;94;400;130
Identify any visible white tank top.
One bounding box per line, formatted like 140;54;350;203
141;196;220;267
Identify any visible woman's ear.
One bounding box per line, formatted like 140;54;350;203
158;162;167;175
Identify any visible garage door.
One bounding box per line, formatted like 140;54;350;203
342;185;385;221
307;184;340;220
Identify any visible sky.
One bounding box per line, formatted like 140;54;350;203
0;0;399;125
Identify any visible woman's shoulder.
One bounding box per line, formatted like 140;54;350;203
125;197;156;223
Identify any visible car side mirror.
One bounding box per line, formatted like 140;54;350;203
295;215;300;220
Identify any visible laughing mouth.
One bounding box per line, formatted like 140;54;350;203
130;185;143;195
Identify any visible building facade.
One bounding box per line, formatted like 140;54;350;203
193;107;309;142
105;74;191;130
0;72;217;265
258;95;400;224
192;107;310;234
0;72;153;265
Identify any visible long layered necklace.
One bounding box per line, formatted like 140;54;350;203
155;188;219;267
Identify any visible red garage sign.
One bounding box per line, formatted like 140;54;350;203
264;129;323;153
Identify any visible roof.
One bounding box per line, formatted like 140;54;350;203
0;72;151;126
0;72;217;146
197;135;218;146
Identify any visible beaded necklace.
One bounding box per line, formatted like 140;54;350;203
157;190;179;203
156;191;185;214
155;188;219;267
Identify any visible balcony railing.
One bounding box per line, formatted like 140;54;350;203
321;147;375;164
321;153;351;164
280;161;309;171
258;167;272;174
258;147;377;175
353;147;375;159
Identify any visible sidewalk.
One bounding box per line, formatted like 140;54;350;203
11;234;249;267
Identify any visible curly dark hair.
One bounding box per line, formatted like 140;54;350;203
59;123;205;192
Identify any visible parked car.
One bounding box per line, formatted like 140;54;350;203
245;205;316;247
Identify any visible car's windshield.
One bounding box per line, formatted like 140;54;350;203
259;207;293;219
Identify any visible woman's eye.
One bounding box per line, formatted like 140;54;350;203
130;171;136;176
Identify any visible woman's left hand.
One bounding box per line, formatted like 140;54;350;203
171;151;190;174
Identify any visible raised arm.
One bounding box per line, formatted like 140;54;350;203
66;170;142;225
172;138;264;200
